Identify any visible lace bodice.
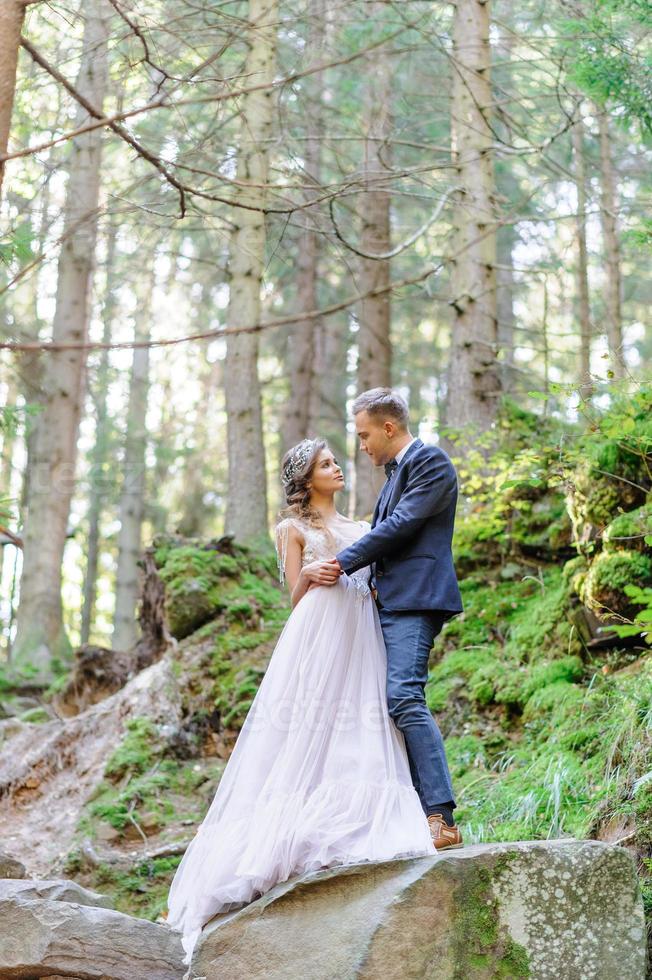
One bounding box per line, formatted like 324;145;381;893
275;514;372;600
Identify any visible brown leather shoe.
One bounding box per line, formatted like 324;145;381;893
427;812;464;850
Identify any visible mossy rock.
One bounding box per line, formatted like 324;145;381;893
160;548;240;638
508;494;573;557
561;554;588;597
567;469;621;549
603;503;652;554
567;440;649;553
580;550;652;620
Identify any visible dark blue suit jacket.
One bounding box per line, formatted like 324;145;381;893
336;439;463;617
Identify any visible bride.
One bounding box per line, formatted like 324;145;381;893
166;438;435;964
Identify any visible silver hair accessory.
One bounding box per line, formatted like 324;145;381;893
281;439;317;487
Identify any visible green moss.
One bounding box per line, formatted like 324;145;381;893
451;861;531;978
85;764;179;831
79;754;218;842
105;717;158;780
521;679;585;722
214;662;267;729
78;854;185;920
502;569;571;664
76;715;216;841
18;706;51;723
603;504;652;553
521;656;584;699
445;734;488;779
454;661;652;844
580;550;652;618
155;544;250;638
425;675;458;714
561;554;588;589
568;471;621;536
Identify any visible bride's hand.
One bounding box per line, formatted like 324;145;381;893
301;559;342;587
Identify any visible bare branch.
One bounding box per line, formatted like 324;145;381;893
328;185;460;259
19;37;188;217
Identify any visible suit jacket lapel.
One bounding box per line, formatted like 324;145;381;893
372;479;389;528
377;438;423;522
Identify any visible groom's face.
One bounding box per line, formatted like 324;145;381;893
354;411;396;466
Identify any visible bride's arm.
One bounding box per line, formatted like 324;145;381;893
276;522;341;608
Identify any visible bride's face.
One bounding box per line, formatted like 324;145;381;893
308;448;345;497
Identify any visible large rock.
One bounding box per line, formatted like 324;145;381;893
0;889;184;979
189;840;646;980
0;877;114;909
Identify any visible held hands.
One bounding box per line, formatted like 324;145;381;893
303;557;343;590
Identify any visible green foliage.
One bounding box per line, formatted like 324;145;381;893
0;223;34;267
608;584;652;644
431;389;652;915
558;0;652;133
450;397;575;573
623;217;652;250
453;658;652;845
564;388;652;551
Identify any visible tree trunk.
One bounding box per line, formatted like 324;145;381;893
113;265;154;652
80;216;118;646
572;115;593;398
445;0;500;443
223;0;278;545
496;225;516;393
0;366;19;492
494;28;516;395
309;312;349;499
12;0;109;673
0;0;25;198
597;110;625;380
355;21;392;518
280;0;325;455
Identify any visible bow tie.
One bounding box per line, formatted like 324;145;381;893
384;459;398;478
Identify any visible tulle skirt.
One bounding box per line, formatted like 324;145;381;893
166;573;435;964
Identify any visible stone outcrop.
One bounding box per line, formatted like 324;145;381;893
189;839;646;980
0;850;26;878
0;877;185;980
0;877;114;908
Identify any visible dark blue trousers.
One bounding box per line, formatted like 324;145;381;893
377;605;456;815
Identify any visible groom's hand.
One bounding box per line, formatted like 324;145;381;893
302;558;343;588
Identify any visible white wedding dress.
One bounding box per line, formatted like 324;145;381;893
166;513;434;964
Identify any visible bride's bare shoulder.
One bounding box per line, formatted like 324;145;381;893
275;516;306;542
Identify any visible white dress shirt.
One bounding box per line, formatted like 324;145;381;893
393;436;417;467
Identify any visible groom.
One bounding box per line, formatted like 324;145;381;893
332;388;464;851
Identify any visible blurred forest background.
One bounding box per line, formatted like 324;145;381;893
0;0;651;963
